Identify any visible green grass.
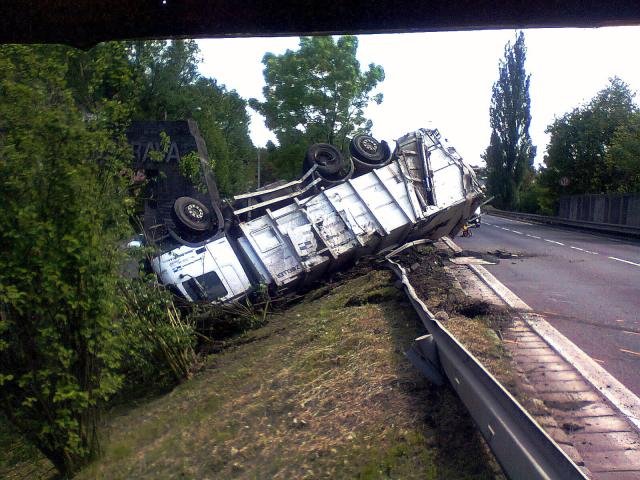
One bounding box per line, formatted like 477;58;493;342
2;266;503;479
78;268;501;479
0;416;55;479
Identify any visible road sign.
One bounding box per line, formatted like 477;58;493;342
559;176;570;187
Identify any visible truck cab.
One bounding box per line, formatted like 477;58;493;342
150;234;252;303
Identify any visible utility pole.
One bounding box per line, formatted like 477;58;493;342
257;149;261;188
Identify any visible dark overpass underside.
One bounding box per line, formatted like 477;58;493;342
3;1;640;48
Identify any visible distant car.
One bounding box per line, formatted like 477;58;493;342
468;206;481;227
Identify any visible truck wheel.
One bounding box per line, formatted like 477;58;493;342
303;143;353;183
350;134;391;166
173;196;211;232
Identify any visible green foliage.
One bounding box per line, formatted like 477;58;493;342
131;40;201;121
0;44;129;476
250;36;384;179
260;140;308;182
605;111;640;193
178;151;204;188
0;37;261;478
0;413;53;478
117;274;197;389
484;31;536;210
191;78;255;193
131;41;255;195
516;177;555;215
65;42;141;125
189;287;271;340
147;131;172;163
540;77;638;201
143;130;209;194
0;38;258;478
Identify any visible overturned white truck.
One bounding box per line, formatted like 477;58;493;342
129;122;482;303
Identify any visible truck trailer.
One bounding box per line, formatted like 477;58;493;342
128;122;482;303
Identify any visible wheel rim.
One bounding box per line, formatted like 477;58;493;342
185;203;205;221
359;137;378;154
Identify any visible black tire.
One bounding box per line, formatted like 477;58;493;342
303;143;351;181
349;134;391;165
173;196;211;232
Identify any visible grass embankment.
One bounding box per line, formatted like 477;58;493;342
75;266;499;479
1;263;503;479
0;419;54;479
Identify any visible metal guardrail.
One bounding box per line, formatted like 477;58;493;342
385;243;587;480
487;208;640;237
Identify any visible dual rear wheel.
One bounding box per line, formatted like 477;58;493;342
303;134;392;185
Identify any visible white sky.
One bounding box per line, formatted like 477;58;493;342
198;27;640;167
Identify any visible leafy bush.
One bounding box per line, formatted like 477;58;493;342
117;275;198;390
517;181;555;216
0;45;128;476
0;40;256;477
189;285;271;341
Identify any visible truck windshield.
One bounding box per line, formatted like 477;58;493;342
182;272;228;301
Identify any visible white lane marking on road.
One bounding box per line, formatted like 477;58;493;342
486;214;634;246
493;219;615;257
620;348;640;358
499;217;533;226
569;246;599;255
608;256;640;267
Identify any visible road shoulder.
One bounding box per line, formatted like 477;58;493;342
443;235;640;479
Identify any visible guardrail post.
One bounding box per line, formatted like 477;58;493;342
405;334;445;386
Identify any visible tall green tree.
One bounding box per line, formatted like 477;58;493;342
65;41;141;121
484;31;536;210
250;36;384;179
190;77;254;194
540;77;637;198
132;40;201;121
606;111;640;192
130;40;255;194
0;39;259;476
0;44;130;476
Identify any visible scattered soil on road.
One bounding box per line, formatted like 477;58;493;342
487;249;525;260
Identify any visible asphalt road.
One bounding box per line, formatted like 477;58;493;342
455;214;640;397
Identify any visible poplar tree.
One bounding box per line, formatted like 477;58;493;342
484;31;536;209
